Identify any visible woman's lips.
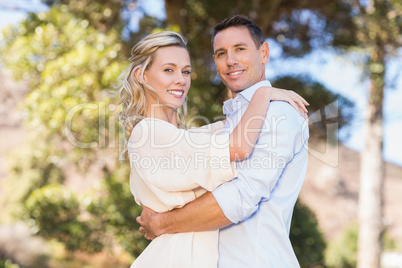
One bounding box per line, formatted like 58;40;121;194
167;90;184;98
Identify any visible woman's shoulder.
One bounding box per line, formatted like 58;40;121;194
132;118;172;132
129;118;183;146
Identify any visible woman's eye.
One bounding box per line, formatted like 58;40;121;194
183;70;191;75
164;69;173;72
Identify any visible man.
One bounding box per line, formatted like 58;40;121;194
137;15;309;267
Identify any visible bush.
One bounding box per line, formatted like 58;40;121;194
86;165;149;257
290;200;327;268
325;223;397;268
25;184;104;253
325;223;358;268
0;259;21;268
24;165;149;259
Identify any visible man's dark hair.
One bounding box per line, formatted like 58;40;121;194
212;15;265;49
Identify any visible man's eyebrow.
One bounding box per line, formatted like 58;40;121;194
213;42;248;55
213;48;225;55
233;42;248;47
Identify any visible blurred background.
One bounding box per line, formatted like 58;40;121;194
0;0;401;267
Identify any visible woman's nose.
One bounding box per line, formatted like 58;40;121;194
175;73;186;85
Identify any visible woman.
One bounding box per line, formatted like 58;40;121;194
116;31;308;268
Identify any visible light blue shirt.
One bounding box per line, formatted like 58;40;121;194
212;80;309;268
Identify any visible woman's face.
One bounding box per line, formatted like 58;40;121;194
143;46;191;110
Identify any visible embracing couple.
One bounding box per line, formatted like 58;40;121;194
116;15;309;268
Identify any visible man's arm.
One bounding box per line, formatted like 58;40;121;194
138;103;308;239
137;191;231;240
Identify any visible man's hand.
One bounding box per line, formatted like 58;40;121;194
136;205;160;240
136;192;231;239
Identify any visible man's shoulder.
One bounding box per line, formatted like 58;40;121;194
265;101;308;134
266;101;300;118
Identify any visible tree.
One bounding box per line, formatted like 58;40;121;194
274;75;354;141
24;165;149;256
25;184;104;253
0;2;145;260
0;2;126;222
1;6;125;167
347;1;402;267
162;0;357;123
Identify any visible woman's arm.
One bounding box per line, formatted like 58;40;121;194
228;86;308;161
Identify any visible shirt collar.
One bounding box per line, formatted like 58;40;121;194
237;80;272;102
222;98;234;116
222;80;272;117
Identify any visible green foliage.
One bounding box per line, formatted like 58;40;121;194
86;164;149;257
0;6;125;167
43;0;124;33
0;2;140;262
325;223;358;268
0;259;21;268
290;200;327;268
325;223;398;268
167;0;356;56
273;75;354;141
25;184;104;253
159;0;359;123
22;163;148;258
384;232;398;251
0;139;65;223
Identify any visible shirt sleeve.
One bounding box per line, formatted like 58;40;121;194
212;103;309;223
128;119;237;192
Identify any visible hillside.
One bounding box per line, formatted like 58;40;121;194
302;141;402;246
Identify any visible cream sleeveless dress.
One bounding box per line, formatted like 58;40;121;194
128;118;237;268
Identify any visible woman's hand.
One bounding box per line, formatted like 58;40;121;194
137;204;160;240
258;86;309;119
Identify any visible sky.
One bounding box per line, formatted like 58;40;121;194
267;44;402;166
1;0;401;166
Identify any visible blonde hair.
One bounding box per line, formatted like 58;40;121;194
115;31;188;160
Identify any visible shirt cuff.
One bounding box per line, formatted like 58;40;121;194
212;179;244;224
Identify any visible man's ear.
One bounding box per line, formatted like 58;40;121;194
134;67;144;84
261;42;269;64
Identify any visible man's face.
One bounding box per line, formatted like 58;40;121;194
213;26;269;96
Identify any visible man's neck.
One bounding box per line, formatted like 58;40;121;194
229;78;267;98
231;92;239;98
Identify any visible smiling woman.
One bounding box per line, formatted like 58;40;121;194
138;46;191;113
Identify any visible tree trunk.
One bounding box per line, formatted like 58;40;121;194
164;0;187;34
255;0;282;32
357;47;385;268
